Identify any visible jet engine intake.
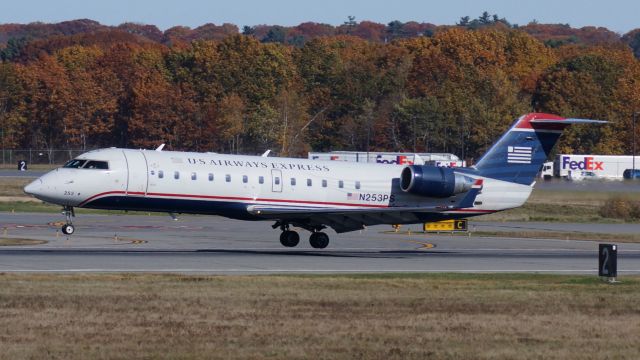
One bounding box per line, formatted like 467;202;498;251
400;165;474;198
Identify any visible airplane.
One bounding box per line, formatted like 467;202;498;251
24;113;605;248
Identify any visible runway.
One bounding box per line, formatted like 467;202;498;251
2;212;640;274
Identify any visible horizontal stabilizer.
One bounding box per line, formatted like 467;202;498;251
530;118;608;125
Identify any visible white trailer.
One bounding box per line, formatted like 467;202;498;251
308;151;466;167
554;154;639;179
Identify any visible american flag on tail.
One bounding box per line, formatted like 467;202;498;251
507;146;532;164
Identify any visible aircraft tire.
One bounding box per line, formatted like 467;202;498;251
279;230;300;247
62;224;75;235
309;232;329;249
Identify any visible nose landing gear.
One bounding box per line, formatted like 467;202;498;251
61;206;75;235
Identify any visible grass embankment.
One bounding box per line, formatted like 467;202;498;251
0;273;638;359
2;176;639;223
479;190;640;223
0;163;57;170
391;230;640;243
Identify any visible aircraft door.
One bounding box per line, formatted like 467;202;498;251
123;150;148;196
271;169;282;193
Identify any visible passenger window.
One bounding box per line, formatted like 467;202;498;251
291;178;296;186
275;177;280;185
174;171;180;180
208;173;214;181
307;179;312;186
158;170;164;179
243;175;248;183
322;179;327;188
259;176;264;184
339;180;344;188
226;174;231;182
191;172;197;180
355;181;361;190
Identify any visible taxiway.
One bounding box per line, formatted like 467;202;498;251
1;213;639;274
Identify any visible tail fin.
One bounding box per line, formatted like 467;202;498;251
471;113;606;185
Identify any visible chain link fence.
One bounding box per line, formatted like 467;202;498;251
1;149;91;166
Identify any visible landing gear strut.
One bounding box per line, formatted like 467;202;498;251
61;206;75;235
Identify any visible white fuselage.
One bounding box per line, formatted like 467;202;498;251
25;148;532;225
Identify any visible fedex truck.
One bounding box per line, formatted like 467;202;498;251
308;151;466;167
554;154;638;179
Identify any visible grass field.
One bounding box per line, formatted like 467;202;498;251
0;163;57;170
389;230;640;243
2;174;639;223
0;273;638;359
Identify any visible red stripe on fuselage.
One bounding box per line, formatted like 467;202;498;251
78;191;390;209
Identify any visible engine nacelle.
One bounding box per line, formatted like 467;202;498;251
400;165;474;198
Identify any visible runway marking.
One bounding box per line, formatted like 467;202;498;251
2;269;640;273
407;241;435;249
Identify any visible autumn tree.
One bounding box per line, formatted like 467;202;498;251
0;63;25;149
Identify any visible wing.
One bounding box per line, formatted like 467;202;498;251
247;179;483;233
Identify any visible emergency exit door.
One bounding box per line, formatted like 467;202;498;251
123;150;148;196
271;169;282;192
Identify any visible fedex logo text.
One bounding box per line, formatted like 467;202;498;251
561;156;604;171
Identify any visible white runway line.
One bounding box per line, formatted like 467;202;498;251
2;269;640;273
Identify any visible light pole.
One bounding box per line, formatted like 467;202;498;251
634;112;639;177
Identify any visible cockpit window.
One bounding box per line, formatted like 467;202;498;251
83;160;109;169
63;159;108;170
63;159;87;168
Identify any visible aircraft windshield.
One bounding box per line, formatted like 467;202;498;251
62;159;109;170
63;159;87;168
84;160;109;169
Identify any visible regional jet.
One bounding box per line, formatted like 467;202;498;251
24;113;604;248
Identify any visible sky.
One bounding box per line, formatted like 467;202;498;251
1;0;639;34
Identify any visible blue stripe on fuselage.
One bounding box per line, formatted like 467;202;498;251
83;196;489;225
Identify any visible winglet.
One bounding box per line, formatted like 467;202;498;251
457;179;483;208
261;150;271;157
155;144;165;152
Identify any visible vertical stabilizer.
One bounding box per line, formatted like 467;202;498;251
472;113;606;185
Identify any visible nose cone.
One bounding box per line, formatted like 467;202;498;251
24;178;43;196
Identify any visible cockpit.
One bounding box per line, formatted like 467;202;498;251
63;159;109;170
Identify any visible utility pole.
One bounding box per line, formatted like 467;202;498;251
634;112;639;177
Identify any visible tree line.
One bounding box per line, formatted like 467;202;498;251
0;17;639;162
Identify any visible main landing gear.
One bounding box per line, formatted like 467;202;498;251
309;232;329;249
61;206;75;235
274;222;330;249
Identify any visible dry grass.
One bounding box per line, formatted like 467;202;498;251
3;179;640;224
390;230;640;243
0;178;31;197
478;190;640;223
0;273;639;359
0;164;57;170
0;238;47;246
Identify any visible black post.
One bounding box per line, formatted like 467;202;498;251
598;244;618;281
